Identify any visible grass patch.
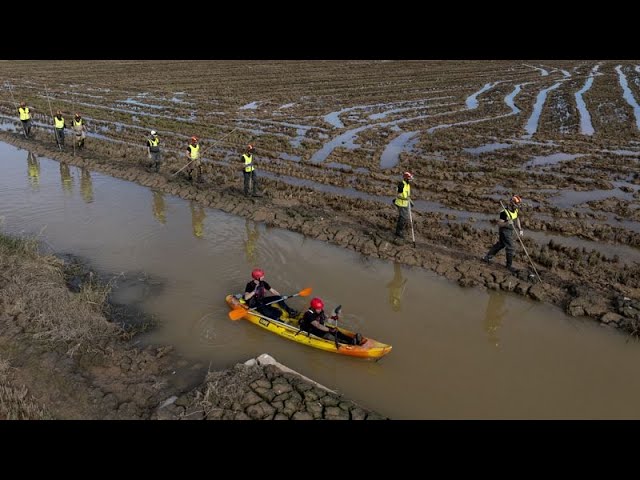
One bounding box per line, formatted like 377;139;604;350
0;231;121;346
0;357;51;420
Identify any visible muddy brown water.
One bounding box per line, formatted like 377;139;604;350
3;141;640;419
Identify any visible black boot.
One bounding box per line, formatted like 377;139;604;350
506;253;517;273
482;254;493;263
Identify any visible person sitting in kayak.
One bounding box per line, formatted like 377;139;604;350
299;297;362;345
244;268;299;320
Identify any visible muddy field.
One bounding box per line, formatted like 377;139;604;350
0;60;639;337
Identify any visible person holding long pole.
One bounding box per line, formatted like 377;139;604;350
45;85;63;150
17;101;33;138
482;195;524;274
6;84;28;138
393;171;414;243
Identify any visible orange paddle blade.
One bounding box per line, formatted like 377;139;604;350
229;307;247;321
298;287;312;297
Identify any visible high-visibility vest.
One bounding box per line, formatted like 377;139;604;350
503;207;518;221
19;107;30;121
73;118;84;128
54;116;65;129
148;136;159;152
243;153;254;172
394;181;411;208
188;143;200;160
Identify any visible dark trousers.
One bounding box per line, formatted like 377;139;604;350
395;205;409;237
307;326;354;345
149;151;161;172
21;119;31;137
253;295;296;320
55;128;65;146
487;227;516;267
243;170;258;196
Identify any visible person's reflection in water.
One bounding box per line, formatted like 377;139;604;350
60;162;73;194
26;151;40;189
152;190;166;225
80;167;94;203
386;262;408;312
484;290;507;348
244;219;260;265
190;201;206;239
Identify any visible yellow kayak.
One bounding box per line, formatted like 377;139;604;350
226;294;392;359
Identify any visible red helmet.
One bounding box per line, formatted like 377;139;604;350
251;268;265;280
403;171;414;181
310;298;324;310
191;136;198;142
511;195;522;205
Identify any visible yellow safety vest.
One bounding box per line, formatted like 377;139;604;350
243;153;254;172
19;107;30;121
189;144;200;160
73;119;84;128
55;116;65;129
394;181;411;208
503;207;518;220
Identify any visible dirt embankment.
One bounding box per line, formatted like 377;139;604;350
0;231;383;420
2;129;639;339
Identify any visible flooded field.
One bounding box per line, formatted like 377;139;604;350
1;60;640;418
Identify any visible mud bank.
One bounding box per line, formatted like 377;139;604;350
0;230;382;419
1;131;638;339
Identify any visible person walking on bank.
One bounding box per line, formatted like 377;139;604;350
54;110;66;148
147;130;161;172
72;113;87;149
393;171;414;241
242;144;262;197
482;195;524;274
18;101;33;138
186;136;202;183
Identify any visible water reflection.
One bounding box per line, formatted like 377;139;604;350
59;162;73;195
386;262;408;313
190;201;205;239
80;167;94;204
152;190;166;225
26;151;40;189
244;219;260;265
483;291;507;347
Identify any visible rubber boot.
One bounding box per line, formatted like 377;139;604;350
506;253;517;274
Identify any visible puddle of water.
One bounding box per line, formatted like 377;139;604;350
6;141;640;418
616;65;640;130
464;143;512;155
122;98;164;110
523;64;549;76
239;101;261;110
524;82;562;136
278;153;301;162
325;162;353;170
524;153;583;168
465;82;498;110
575;66;599;135
379;131;419;169
504;84;523;114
